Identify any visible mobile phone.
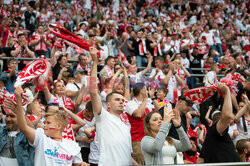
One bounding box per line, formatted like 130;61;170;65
159;106;164;118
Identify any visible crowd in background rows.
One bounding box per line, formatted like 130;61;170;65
0;0;249;165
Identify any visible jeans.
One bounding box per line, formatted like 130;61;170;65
216;43;223;56
209;45;217;52
186;68;196;89
136;56;147;67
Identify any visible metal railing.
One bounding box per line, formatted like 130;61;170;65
0;57;225;77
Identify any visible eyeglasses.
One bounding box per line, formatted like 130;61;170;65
48;103;59;106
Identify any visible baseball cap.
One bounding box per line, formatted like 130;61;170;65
75;69;87;75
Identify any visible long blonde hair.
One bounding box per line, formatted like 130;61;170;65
144;111;175;146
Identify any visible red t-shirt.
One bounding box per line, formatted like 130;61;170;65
1;27;13;48
183;152;199;163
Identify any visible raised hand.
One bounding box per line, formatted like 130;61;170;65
172;109;181;127
89;47;99;63
163;105;174;124
15;86;24;98
217;83;230;94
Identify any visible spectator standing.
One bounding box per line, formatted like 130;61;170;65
30;24;51;57
89;47;137;165
197;84;242;163
0;59;18;93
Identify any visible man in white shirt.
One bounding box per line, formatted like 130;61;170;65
200;25;216;51
149;56;166;89
210;23;223;56
89;47;137;166
161;62;183;105
204;64;219;86
129;55;152;86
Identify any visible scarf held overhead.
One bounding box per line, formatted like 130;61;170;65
48;23;108;60
14;59;50;88
183;73;239;104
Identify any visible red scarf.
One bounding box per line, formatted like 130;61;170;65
103;65;114;77
0;89;27;106
48;24;107;60
62;123;76;141
184;73;239;104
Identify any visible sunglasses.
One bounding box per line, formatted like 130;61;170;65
48;103;59;106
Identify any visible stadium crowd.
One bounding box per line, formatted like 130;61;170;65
0;0;250;165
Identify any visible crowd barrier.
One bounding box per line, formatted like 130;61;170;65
0;57;225;77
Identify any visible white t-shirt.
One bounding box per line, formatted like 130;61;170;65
210;29;222;44
0;131;19;166
170;40;181;53
88;133;99;164
31;128;82;166
65;82;82;102
165;75;181;103
149;69;165;89
3;0;11;4
163;43;172;54
200;31;215;46
235;117;250;143
204;71;217;86
0;157;18;166
95;108;132;166
76;117;96;148
129;72;144;84
126;98;154;116
84;0;92;10
181;57;190;68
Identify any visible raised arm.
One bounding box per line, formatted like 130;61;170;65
122;65;130;100
205;106;213;125
15;87;36;144
74;84;87;110
106;68;123;95
130;94;148;118
174;72;184;86
141;54;153;76
172;109;191;151
180;64;191;78
50;46;57;67
62;107;86;130
42;82;52;102
216;83;235;135
235;94;250;122
89;47;102;115
0;18;8;33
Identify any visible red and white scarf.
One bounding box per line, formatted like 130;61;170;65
62;123;76;141
14;59;50;88
152;40;162;56
138;39;147;56
48;24;108;60
103;65;114;78
76;64;91;76
0;89;27;106
184;73;239;104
